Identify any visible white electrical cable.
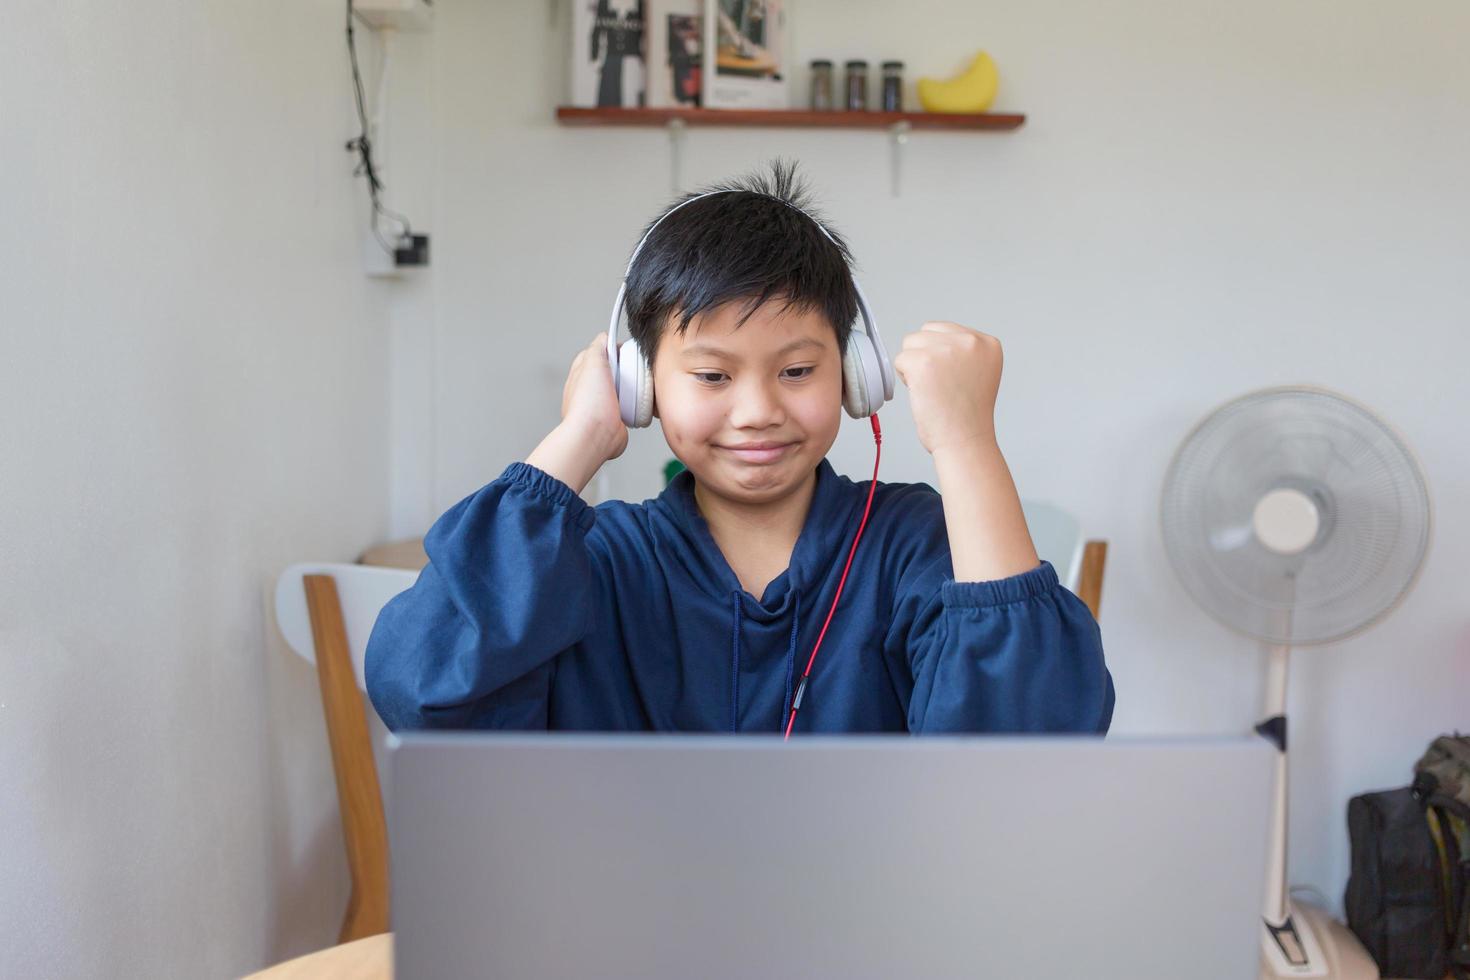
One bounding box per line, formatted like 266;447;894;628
372;28;391;176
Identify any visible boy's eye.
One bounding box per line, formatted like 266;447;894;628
692;366;813;385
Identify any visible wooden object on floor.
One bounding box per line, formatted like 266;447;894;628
241;931;392;980
304;575;391;944
1076;540;1108;619
356;538;427;571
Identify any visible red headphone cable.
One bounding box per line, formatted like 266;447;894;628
783;413;882;740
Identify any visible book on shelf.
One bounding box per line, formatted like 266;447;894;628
568;0;646;108
700;0;788;110
645;0;703;108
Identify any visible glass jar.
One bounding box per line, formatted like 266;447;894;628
881;61;904;112
844;60;868;111
809;59;833;111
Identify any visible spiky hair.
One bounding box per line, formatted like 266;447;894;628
624;159;859;366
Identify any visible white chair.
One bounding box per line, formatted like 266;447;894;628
273;562;419;944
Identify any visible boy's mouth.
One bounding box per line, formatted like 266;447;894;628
718;441;797;464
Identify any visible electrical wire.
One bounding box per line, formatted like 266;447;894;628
345;0;415;254
784;413;883;740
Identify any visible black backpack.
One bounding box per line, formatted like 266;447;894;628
1345;735;1470;979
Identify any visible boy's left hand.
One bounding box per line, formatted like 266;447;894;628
892;321;1003;456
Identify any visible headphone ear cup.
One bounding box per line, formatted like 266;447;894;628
634;348;654;428
849;329;890;419
616;338;640;427
617;338;654;428
841;338;873;419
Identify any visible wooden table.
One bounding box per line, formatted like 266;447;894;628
242;933;392;980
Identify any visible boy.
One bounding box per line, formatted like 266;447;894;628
366;162;1114;735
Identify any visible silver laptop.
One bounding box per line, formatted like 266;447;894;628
387;734;1273;979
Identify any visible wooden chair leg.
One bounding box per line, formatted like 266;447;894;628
304;575;391;943
1076;540;1108;620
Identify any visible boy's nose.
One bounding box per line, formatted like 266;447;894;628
727;378;787;429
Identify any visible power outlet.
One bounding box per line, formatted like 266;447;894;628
395;233;430;267
366;231;430;278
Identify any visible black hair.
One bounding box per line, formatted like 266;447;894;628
623;159;859;367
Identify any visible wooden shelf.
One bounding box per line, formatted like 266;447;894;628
555;106;1025;131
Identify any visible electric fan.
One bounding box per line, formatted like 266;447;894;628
1160;385;1432;979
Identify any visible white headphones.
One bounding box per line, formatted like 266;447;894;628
606;190;896;428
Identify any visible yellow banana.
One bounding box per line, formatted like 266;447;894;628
917;51;999;114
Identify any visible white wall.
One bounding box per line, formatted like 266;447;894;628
2;2;393;977
387;0;1470;916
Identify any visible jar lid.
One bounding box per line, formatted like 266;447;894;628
881;60;904;69
810;59;833;67
844;59;868;68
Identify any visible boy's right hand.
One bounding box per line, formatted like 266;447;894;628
525;333;628;495
561;333;629;462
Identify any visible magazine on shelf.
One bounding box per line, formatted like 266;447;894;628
568;0;646;108
646;0;703;108
700;0;788;110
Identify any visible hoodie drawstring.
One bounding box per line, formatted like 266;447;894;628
729;591;803;734
782;593;800;732
730;591;743;733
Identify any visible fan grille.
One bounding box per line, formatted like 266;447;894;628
1161;386;1430;646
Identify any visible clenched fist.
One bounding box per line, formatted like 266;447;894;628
891;321;1003;456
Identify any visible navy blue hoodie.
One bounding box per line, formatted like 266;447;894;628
365;459;1114;734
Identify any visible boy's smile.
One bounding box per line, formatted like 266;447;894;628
651;298;843;514
718;441;795;464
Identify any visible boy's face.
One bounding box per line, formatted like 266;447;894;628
652;299;843;508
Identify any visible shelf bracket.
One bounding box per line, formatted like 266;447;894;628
667;117;687;194
888;120;911;198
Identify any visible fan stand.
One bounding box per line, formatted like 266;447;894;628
1162;387;1432;980
1256;643;1377;980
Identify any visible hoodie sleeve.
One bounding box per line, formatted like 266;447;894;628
364;462;599;731
892;550;1115;735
